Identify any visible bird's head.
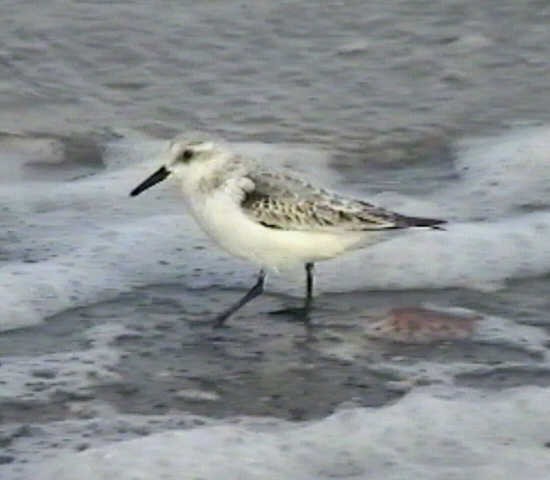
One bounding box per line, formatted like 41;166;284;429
130;137;224;197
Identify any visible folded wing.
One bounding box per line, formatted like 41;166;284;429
241;170;445;232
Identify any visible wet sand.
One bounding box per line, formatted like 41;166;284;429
1;281;548;426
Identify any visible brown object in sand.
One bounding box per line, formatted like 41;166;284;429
366;306;482;344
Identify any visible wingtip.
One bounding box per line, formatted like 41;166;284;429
428;219;447;230
399;215;447;230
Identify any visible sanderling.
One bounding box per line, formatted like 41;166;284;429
130;135;445;327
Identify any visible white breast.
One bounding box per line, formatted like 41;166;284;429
186;188;369;270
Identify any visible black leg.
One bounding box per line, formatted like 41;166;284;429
213;270;265;328
304;262;314;311
268;263;315;321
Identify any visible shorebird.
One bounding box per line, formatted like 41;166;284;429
130;136;445;327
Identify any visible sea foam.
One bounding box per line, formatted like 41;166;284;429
2;126;550;331
22;386;550;480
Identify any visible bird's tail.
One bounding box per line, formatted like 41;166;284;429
397;215;447;230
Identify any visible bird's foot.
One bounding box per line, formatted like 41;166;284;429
212;313;232;329
268;306;312;322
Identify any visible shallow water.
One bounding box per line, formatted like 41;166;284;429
2;1;550;479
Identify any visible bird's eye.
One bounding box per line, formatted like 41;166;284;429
181;149;194;161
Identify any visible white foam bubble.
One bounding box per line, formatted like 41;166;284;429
314;211;550;293
445;125;550;218
315;305;549;385
1;409;214;480
21;386;550;480
1;323;124;402
0;213;223;331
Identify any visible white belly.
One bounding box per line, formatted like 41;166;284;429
188;192;371;270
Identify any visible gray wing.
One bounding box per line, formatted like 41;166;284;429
241;170;445;232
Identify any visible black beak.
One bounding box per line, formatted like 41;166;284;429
130;166;171;197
